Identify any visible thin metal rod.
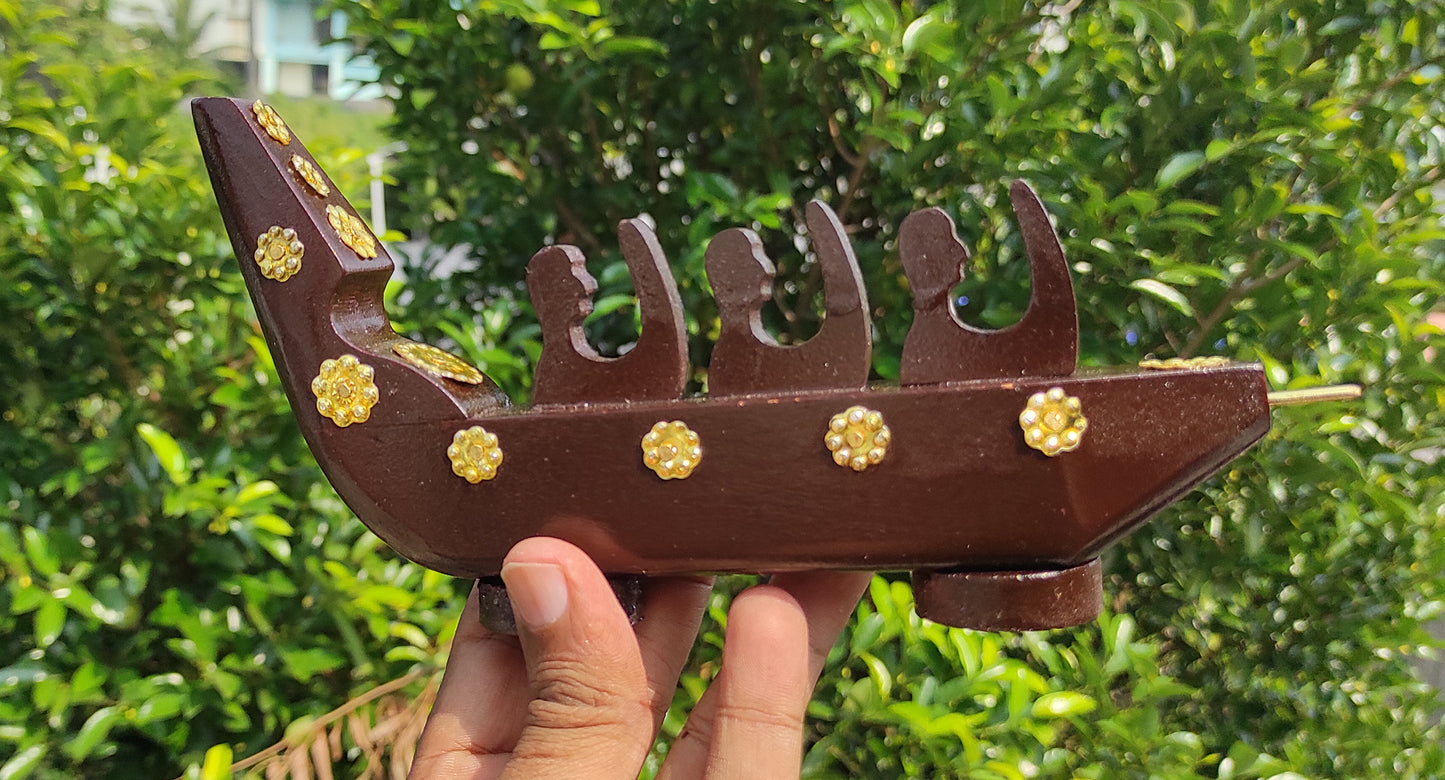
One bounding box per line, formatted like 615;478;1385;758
1267;384;1363;407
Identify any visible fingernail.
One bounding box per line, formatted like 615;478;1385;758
501;561;568;628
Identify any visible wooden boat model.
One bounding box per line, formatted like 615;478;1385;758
193;97;1334;632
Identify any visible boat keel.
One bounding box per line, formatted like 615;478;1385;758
476;561;1101;635
476;574;646;634
912;559;1103;631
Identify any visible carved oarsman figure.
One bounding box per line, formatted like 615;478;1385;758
899;181;1078;385
527;219;687;405
705;200;871;396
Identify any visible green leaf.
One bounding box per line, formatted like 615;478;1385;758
597;36;667;57
199;745;233;780
983;760;1027;780
1155;151;1206;188
686;172;741;206
20;527;58;578
234;480;279;506
850;612;886;653
4;117;70;151
136;422;189;485
901;12;951;60
279;647;343;680
249;513;294;536
565;0;601;14
63;706;120;761
134;692;187;724
9;584;46;615
33;598;64;647
386;33;413;57
1129;278;1195;316
859;651;892;698
1032;691;1098;718
0;745;46;780
1317;16;1362;35
0;663;48;688
388;622;431;650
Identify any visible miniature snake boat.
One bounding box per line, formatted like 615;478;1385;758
194;97;1347;631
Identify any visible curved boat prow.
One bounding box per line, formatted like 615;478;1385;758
195;97;1275;632
193;97;509;565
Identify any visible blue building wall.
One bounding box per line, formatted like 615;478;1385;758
257;0;380;100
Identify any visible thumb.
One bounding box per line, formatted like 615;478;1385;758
498;537;655;780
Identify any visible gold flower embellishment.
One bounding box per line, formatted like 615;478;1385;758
448;426;503;483
1019;387;1087;457
250;100;290;144
642;421;702;480
311;354;380;427
253;226;303;282
326;205;378;259
289;155;331;197
825;406;891;472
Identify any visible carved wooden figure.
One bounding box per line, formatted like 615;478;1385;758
900;181;1078;385
706;200;871;395
194;97;1355;634
528;219;687;406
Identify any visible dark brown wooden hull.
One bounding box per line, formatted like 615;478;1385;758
311;367;1268;577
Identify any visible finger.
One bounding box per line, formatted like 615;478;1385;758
658;570;871;779
634;575;715;733
410;583;530;779
410;553;713;780
767;570;874;675
703;585;812;779
499;537;664;779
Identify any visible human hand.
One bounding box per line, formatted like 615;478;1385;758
409;537;870;779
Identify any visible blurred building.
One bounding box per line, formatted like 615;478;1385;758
111;0;382;99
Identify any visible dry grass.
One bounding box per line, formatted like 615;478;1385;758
224;665;443;779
